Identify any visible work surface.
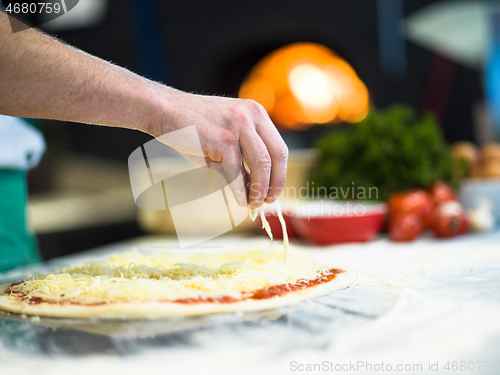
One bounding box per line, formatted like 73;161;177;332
0;233;499;375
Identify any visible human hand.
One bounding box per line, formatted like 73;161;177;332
0;13;287;207
148;89;288;208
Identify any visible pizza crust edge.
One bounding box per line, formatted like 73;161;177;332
0;270;356;319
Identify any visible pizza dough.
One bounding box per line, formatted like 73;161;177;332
0;248;355;319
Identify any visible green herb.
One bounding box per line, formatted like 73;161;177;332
310;104;454;201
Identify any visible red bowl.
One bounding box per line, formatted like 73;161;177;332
291;201;387;245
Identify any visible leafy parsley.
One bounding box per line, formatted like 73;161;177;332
310;105;454;201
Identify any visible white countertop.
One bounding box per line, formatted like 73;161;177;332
1;232;500;375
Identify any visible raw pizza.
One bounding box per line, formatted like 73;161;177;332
0;248;355;319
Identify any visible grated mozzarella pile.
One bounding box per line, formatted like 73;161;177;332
8;248;326;305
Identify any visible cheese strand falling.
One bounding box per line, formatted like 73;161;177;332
247;204;258;222
248;201;289;264
275;201;289;264
260;206;273;240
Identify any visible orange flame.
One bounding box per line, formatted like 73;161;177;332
239;42;370;129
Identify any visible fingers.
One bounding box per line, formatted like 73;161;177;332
240;130;272;208
255;126;288;203
244;101;288;204
185;151;248;207
173;96;287;208
219;149;248;207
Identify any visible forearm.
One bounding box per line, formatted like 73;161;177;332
0;12;167;133
0;12;289;207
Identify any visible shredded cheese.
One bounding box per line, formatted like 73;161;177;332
8;248;326;305
260;206;273;240
276;201;289;263
248;204;258;222
248;201;289;264
8;201;295;306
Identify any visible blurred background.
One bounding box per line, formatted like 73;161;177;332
16;0;499;258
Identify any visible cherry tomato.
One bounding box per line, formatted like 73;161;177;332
429;202;470;238
428;181;457;206
387;190;433;226
388;212;424;242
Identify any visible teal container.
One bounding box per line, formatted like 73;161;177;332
0;169;41;272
